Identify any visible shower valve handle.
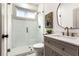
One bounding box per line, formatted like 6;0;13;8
26;27;28;33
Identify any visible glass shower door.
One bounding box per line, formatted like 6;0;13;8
25;20;40;48
7;4;43;56
8;19;27;56
8;19;40;56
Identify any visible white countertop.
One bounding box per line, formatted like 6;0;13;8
44;34;79;46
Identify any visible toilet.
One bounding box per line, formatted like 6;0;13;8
33;43;44;56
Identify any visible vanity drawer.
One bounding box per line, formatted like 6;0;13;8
44;36;78;56
59;42;78;56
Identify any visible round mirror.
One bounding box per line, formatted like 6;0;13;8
57;3;79;29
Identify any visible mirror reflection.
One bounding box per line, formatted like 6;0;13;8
57;3;79;29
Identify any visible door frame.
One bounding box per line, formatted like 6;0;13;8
0;3;2;56
1;3;9;56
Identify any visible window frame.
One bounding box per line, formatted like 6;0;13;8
12;4;37;20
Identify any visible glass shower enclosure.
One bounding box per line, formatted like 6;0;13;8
8;4;43;56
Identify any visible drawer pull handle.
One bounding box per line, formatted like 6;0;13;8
62;48;65;51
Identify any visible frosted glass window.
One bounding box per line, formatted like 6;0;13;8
16;8;36;19
16;9;25;17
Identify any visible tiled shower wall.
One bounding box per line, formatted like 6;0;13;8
12;19;43;48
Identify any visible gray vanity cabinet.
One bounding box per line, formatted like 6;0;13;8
44;36;79;56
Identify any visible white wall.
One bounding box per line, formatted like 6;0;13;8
14;3;38;11
37;4;44;41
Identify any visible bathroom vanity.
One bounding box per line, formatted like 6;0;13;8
44;34;79;56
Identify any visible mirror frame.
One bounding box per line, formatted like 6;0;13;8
56;3;79;29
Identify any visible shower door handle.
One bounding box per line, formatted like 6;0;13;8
26;27;28;33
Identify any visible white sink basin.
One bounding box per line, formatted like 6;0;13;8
51;34;77;39
63;36;77;39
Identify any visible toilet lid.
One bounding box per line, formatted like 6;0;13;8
33;43;44;48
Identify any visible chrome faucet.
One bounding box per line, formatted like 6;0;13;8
64;27;69;36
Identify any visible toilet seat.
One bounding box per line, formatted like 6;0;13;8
33;43;44;48
33;43;44;55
